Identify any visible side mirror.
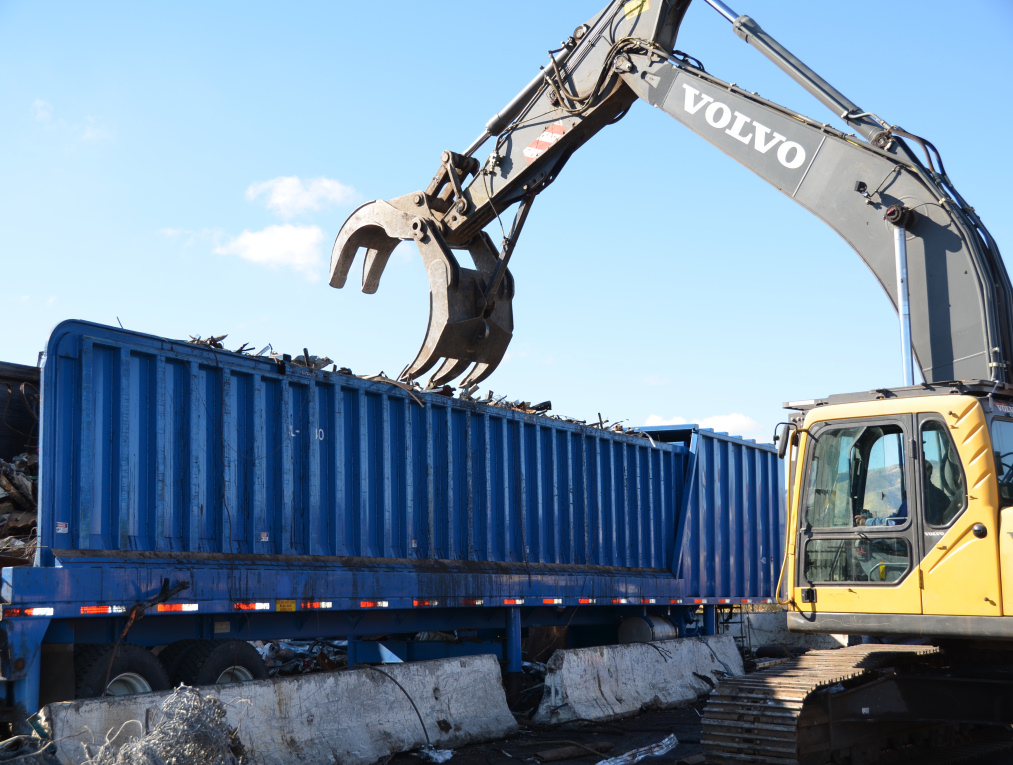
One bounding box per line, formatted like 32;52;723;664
777;423;793;459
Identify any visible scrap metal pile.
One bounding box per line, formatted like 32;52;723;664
0;454;37;562
252;639;348;676
188;333;651;439
81;685;245;765
0;370;39;561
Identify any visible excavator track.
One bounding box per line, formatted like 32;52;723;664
701;644;943;765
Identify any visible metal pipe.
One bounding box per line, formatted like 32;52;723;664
716;13;884;142
703;605;717;636
12;660;40;732
482;193;534;306
464;44;572;157
505;607;523;673
894;226;915;386
466;47;575;159
463;130;491;159
346;637;358;667
703;0;739;24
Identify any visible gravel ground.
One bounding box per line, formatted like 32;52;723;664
389;703;707;765
385;700;1013;765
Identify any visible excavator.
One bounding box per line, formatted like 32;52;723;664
330;0;1013;762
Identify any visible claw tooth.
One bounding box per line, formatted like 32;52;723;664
330;201;400;291
430;358;470;387
362;247;394;294
461;361;498;388
401;350;442;383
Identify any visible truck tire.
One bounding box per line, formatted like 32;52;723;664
175;640;267;686
156;639;205;684
75;643;170;698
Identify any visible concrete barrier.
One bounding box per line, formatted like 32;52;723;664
44;654;516;765
533;635;743;725
745;611;847;651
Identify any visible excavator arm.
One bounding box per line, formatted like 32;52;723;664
330;0;1012;388
330;1;691;387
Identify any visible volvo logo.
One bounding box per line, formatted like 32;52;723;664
680;83;807;170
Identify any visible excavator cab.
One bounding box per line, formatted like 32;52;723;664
708;385;1013;764
782;383;1012;636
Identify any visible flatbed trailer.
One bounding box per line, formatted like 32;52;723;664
0;321;782;724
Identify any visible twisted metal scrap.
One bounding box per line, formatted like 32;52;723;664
0;735;59;764
83;686;245;765
177;331;658;442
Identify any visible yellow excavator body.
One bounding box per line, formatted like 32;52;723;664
703;388;1013;765
782;387;1013;635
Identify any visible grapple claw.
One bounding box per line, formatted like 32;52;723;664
331;195;514;388
429;358;471;388
329;200;403;293
460;361;497;388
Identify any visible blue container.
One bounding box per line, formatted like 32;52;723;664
26;320;784;599
33;321;782;598
40;321;690;571
0;321;783;719
646;427;784;602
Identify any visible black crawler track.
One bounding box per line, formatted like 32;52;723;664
702;644;943;764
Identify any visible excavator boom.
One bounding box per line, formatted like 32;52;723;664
330;0;1012;388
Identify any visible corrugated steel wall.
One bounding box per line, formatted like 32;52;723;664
40;322;690;570
658;428;784;599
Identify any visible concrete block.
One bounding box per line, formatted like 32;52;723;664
745;611;847;650
45;654;516;765
533;636;743;725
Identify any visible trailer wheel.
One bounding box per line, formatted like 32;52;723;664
176;640;267;686
156;639;205;683
75;643;170;698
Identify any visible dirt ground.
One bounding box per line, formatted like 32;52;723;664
390;701;705;765
386;699;1013;765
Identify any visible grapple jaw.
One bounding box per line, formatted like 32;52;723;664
330;194;514;388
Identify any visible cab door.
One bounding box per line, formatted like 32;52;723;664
795;415;922;616
916;410;1002;616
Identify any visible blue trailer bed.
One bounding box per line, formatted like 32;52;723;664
0;321;782;721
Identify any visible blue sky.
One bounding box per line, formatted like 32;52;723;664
3;1;1011;442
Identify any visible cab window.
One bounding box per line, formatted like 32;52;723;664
804;537;910;583
990;418;1013;509
920;420;965;526
804;423;906;528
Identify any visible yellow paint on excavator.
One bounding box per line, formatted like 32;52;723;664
786;394;1006;622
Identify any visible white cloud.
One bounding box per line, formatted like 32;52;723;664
645;414;690;427
30;100;111;141
80;117;110;141
31;99;52;121
246;176;357;219
645;411;764;440
215;224;325;280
